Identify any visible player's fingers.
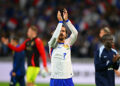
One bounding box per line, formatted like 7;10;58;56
57;11;61;17
63;9;66;13
64;8;67;13
115;54;119;58
63;12;65;15
113;55;116;57
59;11;62;16
57;11;60;14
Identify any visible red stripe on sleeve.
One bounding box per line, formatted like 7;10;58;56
35;38;47;67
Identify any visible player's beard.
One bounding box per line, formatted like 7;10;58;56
58;34;65;41
59;37;64;41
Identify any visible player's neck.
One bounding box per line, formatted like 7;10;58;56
58;40;65;43
30;34;37;40
105;47;111;51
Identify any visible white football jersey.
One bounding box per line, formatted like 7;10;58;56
48;20;78;79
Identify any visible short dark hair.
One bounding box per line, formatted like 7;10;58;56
102;34;113;42
12;36;19;43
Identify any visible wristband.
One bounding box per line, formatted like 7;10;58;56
65;19;69;22
59;21;63;23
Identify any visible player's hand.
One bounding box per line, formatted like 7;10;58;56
44;66;49;72
12;72;16;77
112;54;120;63
63;8;68;21
57;11;63;21
41;67;50;78
115;70;120;77
1;37;9;45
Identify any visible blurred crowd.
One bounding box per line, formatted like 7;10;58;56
0;0;120;58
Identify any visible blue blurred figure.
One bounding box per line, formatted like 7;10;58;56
9;37;25;86
94;34;120;86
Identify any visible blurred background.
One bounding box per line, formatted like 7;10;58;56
0;0;120;86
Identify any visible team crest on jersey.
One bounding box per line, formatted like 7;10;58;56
63;44;69;49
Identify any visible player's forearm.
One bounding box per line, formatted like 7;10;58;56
8;40;27;52
35;38;47;67
40;46;47;67
95;61;113;71
66;20;78;45
66;20;78;38
48;21;63;46
39;48;47;67
42;55;47;67
53;21;63;38
8;43;24;52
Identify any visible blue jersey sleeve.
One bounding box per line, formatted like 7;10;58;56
112;49;119;70
113;61;119;70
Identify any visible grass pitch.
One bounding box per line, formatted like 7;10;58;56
0;82;95;86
